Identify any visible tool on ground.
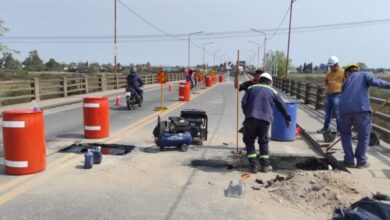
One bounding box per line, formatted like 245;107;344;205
321;137;341;153
153;109;208;151
224;173;251;198
115;94;121;106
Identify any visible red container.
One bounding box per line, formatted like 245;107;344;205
219;74;224;83
2;110;46;175
212;75;217;84
83;96;110;139
205;76;212;87
179;82;191;101
197;74;203;83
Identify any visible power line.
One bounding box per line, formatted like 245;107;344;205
117;0;182;40
268;5;291;40
3;18;390;43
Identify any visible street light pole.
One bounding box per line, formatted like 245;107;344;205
285;0;296;78
247;49;256;68
202;42;214;68
214;49;222;66
248;40;260;68
250;28;267;69
113;0;117;75
187;31;203;69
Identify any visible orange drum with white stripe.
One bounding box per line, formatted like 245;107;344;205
83;96;110;139
2;110;46;175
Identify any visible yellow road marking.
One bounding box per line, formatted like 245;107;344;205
0;153;75;194
0;154;79;206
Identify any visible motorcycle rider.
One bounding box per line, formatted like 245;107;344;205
127;66;144;102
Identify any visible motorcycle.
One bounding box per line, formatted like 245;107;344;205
125;87;142;110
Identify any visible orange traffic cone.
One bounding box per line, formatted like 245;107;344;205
115;94;121;106
168;82;173;92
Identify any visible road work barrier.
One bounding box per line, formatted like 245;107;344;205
219;74;224;83
212;75;217;85
83;96;110;138
179;82;191;101
205;76;212;88
271;102;297;141
2;110;46;175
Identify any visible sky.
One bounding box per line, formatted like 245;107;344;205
1;0;390;68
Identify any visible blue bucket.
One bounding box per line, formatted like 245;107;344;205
271;102;297;141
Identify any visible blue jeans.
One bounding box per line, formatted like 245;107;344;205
324;93;340;131
339;112;371;165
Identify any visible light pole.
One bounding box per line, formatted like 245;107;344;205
188;31;203;69
202;41;214;69
248;40;260;68
250;28;267;69
285;0;296;78
247;49;256;68
113;0;117;76
213;49;222;66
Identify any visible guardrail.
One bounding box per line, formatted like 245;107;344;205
0;72;185;106
273;76;390;143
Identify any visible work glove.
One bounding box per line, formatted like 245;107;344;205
285;115;291;128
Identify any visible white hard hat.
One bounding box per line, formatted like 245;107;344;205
328;56;339;66
260;72;272;81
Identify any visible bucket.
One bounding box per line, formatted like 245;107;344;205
271;102;297;141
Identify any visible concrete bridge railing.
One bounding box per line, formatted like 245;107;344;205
273;76;390;143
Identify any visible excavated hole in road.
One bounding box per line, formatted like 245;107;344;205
59;143;135;155
191;155;331;171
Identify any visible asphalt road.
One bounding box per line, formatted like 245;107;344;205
0;74;321;220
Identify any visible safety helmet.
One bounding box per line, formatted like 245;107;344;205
327;56;339;66
344;63;360;72
130;67;137;73
260;72;272;81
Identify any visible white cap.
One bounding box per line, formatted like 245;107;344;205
327;56;339;66
260;72;272;81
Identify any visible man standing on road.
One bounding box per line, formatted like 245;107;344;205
339;64;390;168
317;56;345;133
241;73;291;173
234;69;264;92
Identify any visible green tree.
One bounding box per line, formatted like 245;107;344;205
45;58;62;71
265;50;292;77
23;50;45;71
1;52;22;69
88;62;100;73
0;19;10;53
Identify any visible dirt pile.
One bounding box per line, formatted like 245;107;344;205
254;171;372;214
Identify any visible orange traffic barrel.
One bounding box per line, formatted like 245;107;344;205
205;76;212;87
212;75;217;85
83;96;110;139
2;110;46;175
179;81;191;101
219;74;224;83
197;74;203;83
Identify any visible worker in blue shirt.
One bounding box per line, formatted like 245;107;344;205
339;64;390;168
241;73;291;173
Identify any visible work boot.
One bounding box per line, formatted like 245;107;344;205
316;127;329;134
249;164;259;174
343;162;355;169
261;165;273;173
356;162;370;169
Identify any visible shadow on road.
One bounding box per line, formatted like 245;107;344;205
56;133;84;139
